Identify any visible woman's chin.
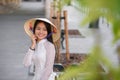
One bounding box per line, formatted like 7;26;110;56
37;37;45;40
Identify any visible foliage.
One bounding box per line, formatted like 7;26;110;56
53;0;72;12
76;0;120;42
56;0;120;80
58;46;120;80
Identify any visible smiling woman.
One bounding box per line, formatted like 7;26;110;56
23;18;60;80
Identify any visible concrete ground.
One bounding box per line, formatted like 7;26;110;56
0;14;46;80
0;1;45;80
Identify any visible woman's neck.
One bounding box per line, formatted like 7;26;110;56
37;38;47;43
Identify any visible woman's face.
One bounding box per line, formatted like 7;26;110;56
35;22;47;41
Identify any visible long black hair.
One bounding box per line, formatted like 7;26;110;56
33;20;53;43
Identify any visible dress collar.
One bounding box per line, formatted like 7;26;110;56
38;39;47;44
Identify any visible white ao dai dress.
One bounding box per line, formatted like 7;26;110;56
23;39;56;80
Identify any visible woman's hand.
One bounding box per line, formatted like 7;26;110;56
30;35;37;49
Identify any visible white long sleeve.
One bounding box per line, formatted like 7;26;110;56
23;49;34;67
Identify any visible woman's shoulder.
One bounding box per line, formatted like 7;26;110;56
45;40;55;48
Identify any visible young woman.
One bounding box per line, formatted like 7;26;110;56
23;18;59;80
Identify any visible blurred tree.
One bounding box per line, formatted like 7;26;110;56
57;0;120;80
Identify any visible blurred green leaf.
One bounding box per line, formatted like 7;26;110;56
56;0;120;80
77;0;120;42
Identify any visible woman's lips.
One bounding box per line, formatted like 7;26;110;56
38;34;44;37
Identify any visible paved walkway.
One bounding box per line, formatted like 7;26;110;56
61;6;94;54
0;14;46;80
0;1;45;80
14;1;45;14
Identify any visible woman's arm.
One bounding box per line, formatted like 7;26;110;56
23;49;34;67
40;43;55;80
23;35;36;67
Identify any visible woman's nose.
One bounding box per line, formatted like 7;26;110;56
40;29;43;33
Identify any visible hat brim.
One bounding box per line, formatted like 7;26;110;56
24;18;60;42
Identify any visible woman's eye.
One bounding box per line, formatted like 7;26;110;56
43;28;47;31
36;28;40;30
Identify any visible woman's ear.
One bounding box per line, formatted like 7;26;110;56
53;28;57;33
